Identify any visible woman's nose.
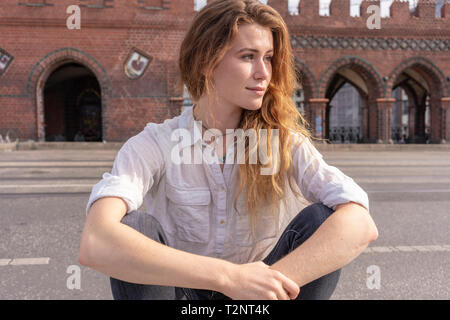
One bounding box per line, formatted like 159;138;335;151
253;58;271;80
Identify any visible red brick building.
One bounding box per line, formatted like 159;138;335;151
0;0;449;143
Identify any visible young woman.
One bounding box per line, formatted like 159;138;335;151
79;0;378;300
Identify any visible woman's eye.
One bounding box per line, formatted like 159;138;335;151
243;55;273;61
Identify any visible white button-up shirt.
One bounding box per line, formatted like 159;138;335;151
86;106;369;264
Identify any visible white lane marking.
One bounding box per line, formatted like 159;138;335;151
364;245;450;253
2;257;50;266
367;189;450;193
0;259;12;266
0;184;93;188
0;162;112;167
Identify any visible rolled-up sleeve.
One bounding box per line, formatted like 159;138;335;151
85;130;164;216
291;133;369;212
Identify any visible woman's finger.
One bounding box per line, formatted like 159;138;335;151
276;271;300;299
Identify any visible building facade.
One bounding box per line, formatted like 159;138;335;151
0;0;449;143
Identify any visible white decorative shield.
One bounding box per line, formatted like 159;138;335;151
0;50;13;76
124;48;152;79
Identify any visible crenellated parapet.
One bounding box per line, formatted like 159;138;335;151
281;0;449;31
0;0;448;29
0;0;195;28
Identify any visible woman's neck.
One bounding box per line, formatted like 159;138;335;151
193;100;242;135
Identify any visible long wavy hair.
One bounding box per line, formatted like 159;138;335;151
178;0;317;237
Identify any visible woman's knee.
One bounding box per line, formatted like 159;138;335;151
120;211;167;244
119;210;142;230
290;203;335;240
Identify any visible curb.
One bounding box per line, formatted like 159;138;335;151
0;185;94;195
0;143;18;152
1;141;450;152
314;143;450;152
13;141;123;151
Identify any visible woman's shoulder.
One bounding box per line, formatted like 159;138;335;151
287;129;323;159
287;129;309;150
118;115;180;157
144;115;183;147
145;113;181;132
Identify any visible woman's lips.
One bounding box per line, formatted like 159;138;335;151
246;88;265;96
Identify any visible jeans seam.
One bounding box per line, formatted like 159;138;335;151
285;229;301;252
264;229;298;265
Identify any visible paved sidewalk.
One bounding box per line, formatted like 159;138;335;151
2;140;450;153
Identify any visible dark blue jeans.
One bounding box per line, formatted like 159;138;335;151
110;203;341;300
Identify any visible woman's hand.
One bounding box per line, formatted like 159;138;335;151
220;261;300;300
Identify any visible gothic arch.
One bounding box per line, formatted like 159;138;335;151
387;56;449;143
317;56;385;143
293;57;319;99
386;56;449;98
28;48;112;141
318;55;384;99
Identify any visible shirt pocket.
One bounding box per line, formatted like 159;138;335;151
232;198;278;247
165;183;211;243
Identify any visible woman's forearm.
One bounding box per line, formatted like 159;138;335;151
269;202;378;287
79;218;232;292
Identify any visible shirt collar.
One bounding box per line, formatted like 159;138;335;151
177;104;203;148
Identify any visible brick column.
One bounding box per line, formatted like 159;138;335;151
429;97;448;144
308;98;329;141
430;98;439;143
36;78;45;142
376;98;395;144
441;97;450;143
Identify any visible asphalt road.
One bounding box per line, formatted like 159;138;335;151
0;147;449;299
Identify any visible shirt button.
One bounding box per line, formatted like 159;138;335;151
220;219;225;225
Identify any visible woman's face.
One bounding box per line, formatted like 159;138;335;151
211;23;274;112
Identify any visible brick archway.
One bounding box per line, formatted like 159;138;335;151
28;48;112;141
316;56;384;143
387;56;449;98
318;55;384;99
294;58;318;129
388;57;449;143
294;57;319;99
